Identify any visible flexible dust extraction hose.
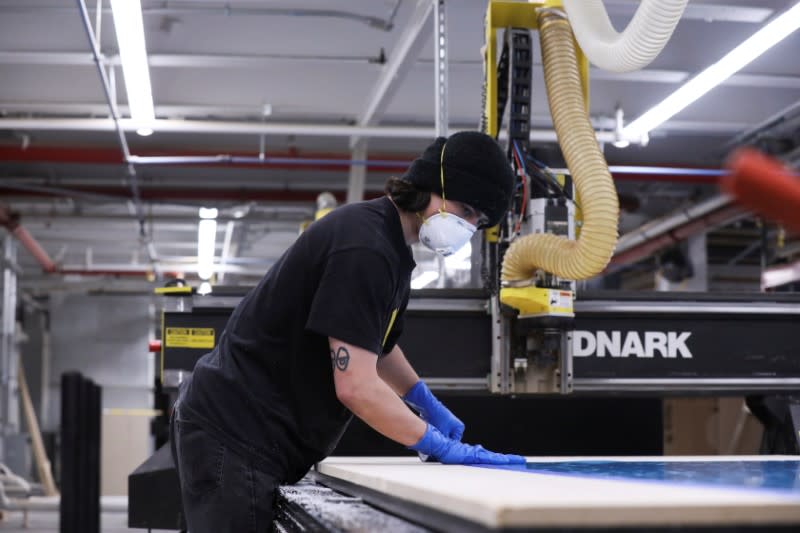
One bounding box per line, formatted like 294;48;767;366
501;10;619;283
562;0;688;73
723;148;800;234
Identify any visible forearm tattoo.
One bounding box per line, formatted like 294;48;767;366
330;346;351;371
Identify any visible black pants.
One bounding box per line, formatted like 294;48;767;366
170;404;279;533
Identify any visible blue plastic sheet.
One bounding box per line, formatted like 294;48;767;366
479;460;800;494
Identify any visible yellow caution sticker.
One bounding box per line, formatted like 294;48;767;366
165;327;215;349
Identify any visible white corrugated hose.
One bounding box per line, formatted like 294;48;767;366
562;0;688;73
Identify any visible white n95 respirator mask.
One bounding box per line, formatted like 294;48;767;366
418;212;476;256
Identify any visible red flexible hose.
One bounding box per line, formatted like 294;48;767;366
722;148;800;233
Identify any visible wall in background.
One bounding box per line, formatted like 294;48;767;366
46;294;155;429
46;293;155;491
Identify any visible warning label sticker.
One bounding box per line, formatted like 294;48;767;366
165;327;215;349
547;289;573;316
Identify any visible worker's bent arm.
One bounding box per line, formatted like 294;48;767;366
330;338;426;447
376;344;420;397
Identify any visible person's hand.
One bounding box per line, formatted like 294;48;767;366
403;380;465;440
409;424;525;465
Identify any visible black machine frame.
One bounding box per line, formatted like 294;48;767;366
150;288;800;454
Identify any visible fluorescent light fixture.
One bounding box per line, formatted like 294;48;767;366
110;0;155;137
411;271;439;290
623;1;800;141
197;208;218;280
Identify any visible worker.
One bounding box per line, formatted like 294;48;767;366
170;131;524;532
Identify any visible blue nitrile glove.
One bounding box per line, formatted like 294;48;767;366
403;380;465;440
409;424;526;465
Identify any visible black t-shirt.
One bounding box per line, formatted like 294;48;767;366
179;196;416;482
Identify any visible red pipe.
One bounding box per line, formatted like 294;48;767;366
0;146;409;173
1;204;170;277
11;227;57;273
0;145;723;183
0;185;383;203
0;204;57;273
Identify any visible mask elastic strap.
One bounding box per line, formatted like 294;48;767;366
439;141;447;216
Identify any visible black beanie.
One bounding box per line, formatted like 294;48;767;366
401;131;514;227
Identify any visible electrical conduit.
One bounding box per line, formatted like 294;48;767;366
562;0;688;73
501;9;619;283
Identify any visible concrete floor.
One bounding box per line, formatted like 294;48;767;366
0;510;174;533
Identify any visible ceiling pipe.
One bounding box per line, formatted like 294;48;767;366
0;51;384;67
0;4;400;31
0;204;57;273
75;1;131;163
3;52;797;92
76;0;159;270
126;154;409;169
0;145;410;172
0;117;623;144
0;145;724;183
57;269;176;278
0;183;373;203
13;211;310;224
555;164;722;184
0;170;720;208
56;260;271;279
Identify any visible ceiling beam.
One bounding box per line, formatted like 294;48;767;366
0;51;380;68
13;212;308;224
0;102;274;118
23;220;301;232
344;0;432;201
54;262;272;276
0;103;750;136
5;51;798;90
354;0;433;136
0;117;619;144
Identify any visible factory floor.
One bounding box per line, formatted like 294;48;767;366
0;510;173;533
